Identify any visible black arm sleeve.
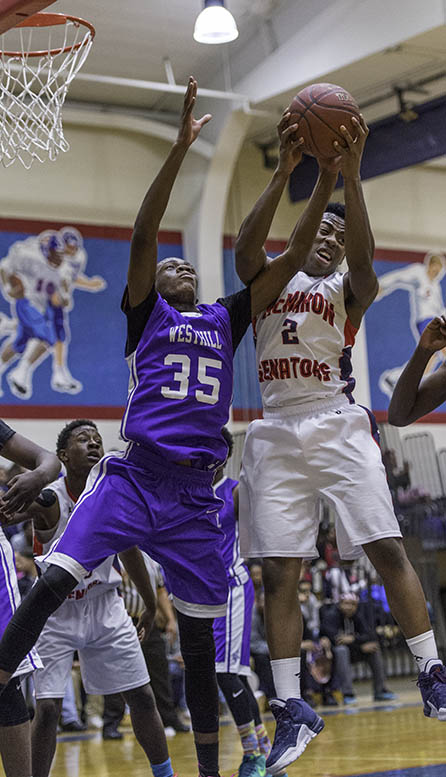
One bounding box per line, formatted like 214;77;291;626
0;420;15;450
121;285;158;357
217;286;252;354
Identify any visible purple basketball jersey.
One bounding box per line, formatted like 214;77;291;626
121;294;235;469
214;476;249;588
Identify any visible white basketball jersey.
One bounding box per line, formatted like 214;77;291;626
2;237;64;314
254;270;357;409
34;477;121;601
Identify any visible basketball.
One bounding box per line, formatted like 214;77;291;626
288;83;361;158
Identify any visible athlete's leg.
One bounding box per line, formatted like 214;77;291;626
0;722;31;777
239;676;272;757
0;678;32;777
263;558;303;692
363;538;431;639
122;683;170;766
363;537;446;718
261;558;324;775
0;567;77;687
31;698;63;777
177;612;220;777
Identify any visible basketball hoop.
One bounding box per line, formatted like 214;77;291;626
0;12;95;168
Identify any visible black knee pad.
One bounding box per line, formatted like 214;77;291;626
177;612;215;671
0;678;29;727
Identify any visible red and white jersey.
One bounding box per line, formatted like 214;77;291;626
254;270;357;410
34;476;121;601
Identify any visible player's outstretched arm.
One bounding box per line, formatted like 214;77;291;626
235;113;304;285
0;434;60;517
249;157;339;317
128;77;211;307
334;116;377;320
388;317;446;426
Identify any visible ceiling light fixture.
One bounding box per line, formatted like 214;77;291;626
193;0;239;45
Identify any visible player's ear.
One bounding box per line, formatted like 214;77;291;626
58;449;68;465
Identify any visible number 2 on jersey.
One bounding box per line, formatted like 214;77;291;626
282;318;299;344
161;354;222;405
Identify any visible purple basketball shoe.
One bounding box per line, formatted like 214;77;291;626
265;698;324;774
417;663;446;721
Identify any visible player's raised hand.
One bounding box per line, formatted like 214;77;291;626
0;469;46;516
176;76;212;148
276;111;304;175
419;316;446;354
333;114;369;179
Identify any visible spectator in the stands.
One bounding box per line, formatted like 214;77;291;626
250;589;276;701
298;581;338;707
248;561;264;595
320;593;396;703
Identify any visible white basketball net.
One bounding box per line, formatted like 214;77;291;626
0;17;94;168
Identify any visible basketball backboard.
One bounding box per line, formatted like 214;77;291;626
0;0;56;34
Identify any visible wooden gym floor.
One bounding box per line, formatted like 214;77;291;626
42;679;445;777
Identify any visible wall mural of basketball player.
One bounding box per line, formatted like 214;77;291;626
375;251;446;398
0;227;106;399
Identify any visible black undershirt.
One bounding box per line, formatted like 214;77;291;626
0;420;15;451
121;285;252;357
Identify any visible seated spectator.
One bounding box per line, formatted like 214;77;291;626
382;449;428;508
320;593;396;703
250;590;276;701
298;581;338;707
248;561;263;594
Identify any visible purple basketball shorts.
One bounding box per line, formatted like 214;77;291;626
44;444;228;618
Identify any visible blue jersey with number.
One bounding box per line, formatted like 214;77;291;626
121;289;250;470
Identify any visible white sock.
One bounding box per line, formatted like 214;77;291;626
406;630;441;673
270;657;301;701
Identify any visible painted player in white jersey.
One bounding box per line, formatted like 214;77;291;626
235;113;446;773
7;419;175;777
0;231;68;399
0;421;60;777
46;226;107;394
376;252;446;396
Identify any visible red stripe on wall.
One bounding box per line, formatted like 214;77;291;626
374;248;427;264
0;218;181;244
232;408;263;422
0;405;125;419
223;236;287;253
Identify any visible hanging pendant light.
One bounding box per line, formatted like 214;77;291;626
193;0;239;45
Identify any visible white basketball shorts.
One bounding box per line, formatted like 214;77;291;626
34;589;150;698
239;398;402;560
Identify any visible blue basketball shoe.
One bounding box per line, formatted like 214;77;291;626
417;663;446;721
265;698;324;774
236;754;266;777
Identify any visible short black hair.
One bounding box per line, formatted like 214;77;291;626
56;419;98;456
221;426;234;459
325;202;345;220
